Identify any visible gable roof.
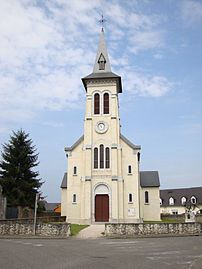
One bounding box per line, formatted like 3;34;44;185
160;187;202;206
120;133;141;150
60;172;67;188
140;171;160;187
64;135;84;152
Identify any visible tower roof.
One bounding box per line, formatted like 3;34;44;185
82;29;122;93
93;29;111;73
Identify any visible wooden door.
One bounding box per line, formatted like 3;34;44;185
95;194;109;222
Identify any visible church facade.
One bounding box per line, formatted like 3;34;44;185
60;29;161;224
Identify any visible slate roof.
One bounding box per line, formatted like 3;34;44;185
60;172;67;188
44;202;60;212
93;29;111;73
82;72;122;93
64;135;84;152
120;134;141;150
160;187;202;207
81;29;122;93
140;171;160;187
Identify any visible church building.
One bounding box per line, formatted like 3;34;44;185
60;28;161;224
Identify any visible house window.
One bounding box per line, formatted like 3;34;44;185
128;165;132;174
94;93;100;114
169;197;174;205
191;196;196;204
171;209;178;215
73;194;76;203
103;93;109;114
105;147;110;168
181;197;186;205
73;166;77;175
160;198;162;205
94;147;98;169
129;193;133;203
100;144;104;169
145;191;149;204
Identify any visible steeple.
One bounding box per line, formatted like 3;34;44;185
93;29;111;73
82;28;122;93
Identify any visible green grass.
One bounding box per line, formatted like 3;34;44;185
70;224;89;236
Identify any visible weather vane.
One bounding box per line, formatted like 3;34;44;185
99;14;106;32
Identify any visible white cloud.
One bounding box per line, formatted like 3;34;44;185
0;0;172;131
153;53;163;60
122;70;172;97
181;0;202;26
129;31;164;53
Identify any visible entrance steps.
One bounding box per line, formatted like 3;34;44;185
76;224;105;239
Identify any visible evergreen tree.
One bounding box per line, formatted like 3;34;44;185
0;130;43;208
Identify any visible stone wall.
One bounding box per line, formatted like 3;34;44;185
105;223;202;237
0;219;70;237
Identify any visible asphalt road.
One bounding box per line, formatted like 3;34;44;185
0;236;202;268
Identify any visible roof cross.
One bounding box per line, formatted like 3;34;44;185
99;14;106;32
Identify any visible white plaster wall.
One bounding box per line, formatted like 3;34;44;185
161;205;202;215
120;138;141;222
61;188;67;217
141;187;161;221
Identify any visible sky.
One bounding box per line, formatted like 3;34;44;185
0;0;201;202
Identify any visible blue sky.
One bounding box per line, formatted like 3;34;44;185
0;0;201;202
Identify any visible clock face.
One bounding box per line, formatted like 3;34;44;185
98;123;105;130
95;121;108;134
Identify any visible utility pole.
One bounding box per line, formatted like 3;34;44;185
33;193;39;235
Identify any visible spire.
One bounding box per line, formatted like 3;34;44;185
93;29;111;73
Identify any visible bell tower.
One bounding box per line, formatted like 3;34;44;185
82;28;122;178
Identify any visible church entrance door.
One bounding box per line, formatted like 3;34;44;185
95;194;109;222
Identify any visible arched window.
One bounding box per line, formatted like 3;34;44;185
128;165;132;174
94;148;98;169
100;144;104;169
145;191;149;204
103;93;109;114
191;196;196;204
73;194;76;203
105;147;110;168
94;93;100;114
181;197;186;205
169;197;174;205
129;193;133;203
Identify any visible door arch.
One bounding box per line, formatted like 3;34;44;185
94;184;110;222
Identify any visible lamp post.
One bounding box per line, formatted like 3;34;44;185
33;193;39;235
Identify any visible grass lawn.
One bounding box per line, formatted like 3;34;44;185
70;224;89;236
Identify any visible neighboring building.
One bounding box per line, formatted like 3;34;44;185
160;187;202;215
0;185;6;219
44;202;61;213
60;28;161;224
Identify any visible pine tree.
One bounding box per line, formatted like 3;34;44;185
0;130;43;208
